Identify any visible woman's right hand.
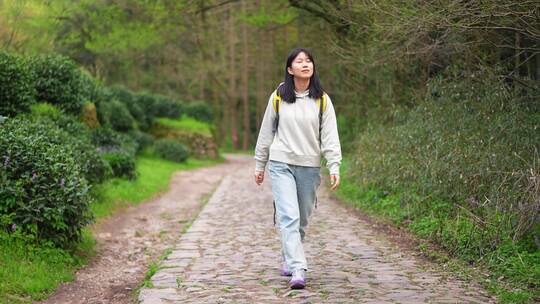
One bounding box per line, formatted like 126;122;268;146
254;171;264;186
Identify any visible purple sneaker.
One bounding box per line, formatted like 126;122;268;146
280;263;292;276
289;269;305;289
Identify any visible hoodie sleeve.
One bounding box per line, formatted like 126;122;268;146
254;92;277;172
320;94;342;175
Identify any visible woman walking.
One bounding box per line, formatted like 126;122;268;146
253;48;342;289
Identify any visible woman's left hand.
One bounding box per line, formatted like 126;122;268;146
330;174;340;190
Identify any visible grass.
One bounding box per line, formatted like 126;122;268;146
155;116;212;136
90;150;224;219
0;229;95;303
0;150;223;303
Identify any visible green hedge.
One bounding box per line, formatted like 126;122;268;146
185;102;212;122
31;54;87;115
101;150;137;180
154;95;184;119
0;52;36;117
96;99;136;132
91;128;138;179
29;104;112;184
154;139;190;163
0;117;94;246
134;92;158;131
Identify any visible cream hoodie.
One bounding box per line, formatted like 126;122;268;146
254;89;342;175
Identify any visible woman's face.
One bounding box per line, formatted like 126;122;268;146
287;52;314;80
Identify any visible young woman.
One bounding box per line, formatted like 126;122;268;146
253;48;342;289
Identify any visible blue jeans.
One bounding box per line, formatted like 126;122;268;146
268;160;321;272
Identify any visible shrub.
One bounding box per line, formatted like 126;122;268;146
0;52;36;117
79;70;106;104
101;150;137;180
347;66;540;248
91;127;138;156
128;130;154;153
29;102;61;119
30;54;86;115
154;95;184;119
97;99;136;132
91;127;138;179
185;102;213;122
134;92;158;130
154;139;190;163
0;117;93;246
29;106;111;184
110;86;149;131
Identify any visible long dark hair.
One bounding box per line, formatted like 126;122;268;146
278;48;324;103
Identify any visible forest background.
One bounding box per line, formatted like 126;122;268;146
1;0;539;303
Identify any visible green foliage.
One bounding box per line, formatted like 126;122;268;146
91;127;138;156
128;130;155;154
91;127;138;179
97;99;137;132
154;139;189;163
154;95;184;119
0;116;94;247
30;54;87;115
184;102;213;123
29;106;111;184
29;102;61;118
79;71;108;104
156;117;212;136
341;67;540;301
134;92;158;131
0;52;36;117
101;150;137;180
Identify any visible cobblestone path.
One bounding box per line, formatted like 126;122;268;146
139;156;495;303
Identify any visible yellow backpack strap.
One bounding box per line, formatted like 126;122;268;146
317;93;327;144
272;90;281;134
272;90;281;114
316;94;327;113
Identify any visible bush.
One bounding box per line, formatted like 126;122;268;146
134;92;158;130
0;117;93;246
91;127;138;156
128;130;154;154
346;66;540;264
29;102;62;118
91;128;138;179
154;139;190;163
185;102;213;122
101;150;137;180
30;54;86;115
154;95;184;119
110;86;149;131
0;52;36;117
29;106;111;184
79;70;107;104
96;99;136;132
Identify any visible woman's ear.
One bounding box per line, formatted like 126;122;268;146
287;67;294;75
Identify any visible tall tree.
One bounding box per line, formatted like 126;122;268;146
240;0;250;150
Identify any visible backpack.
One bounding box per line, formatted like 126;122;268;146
271;85;327;143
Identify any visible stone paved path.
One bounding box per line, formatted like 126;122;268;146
139;156;495;303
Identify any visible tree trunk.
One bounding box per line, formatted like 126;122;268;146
515;32;520;78
228;9;239;149
241;0;250;150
